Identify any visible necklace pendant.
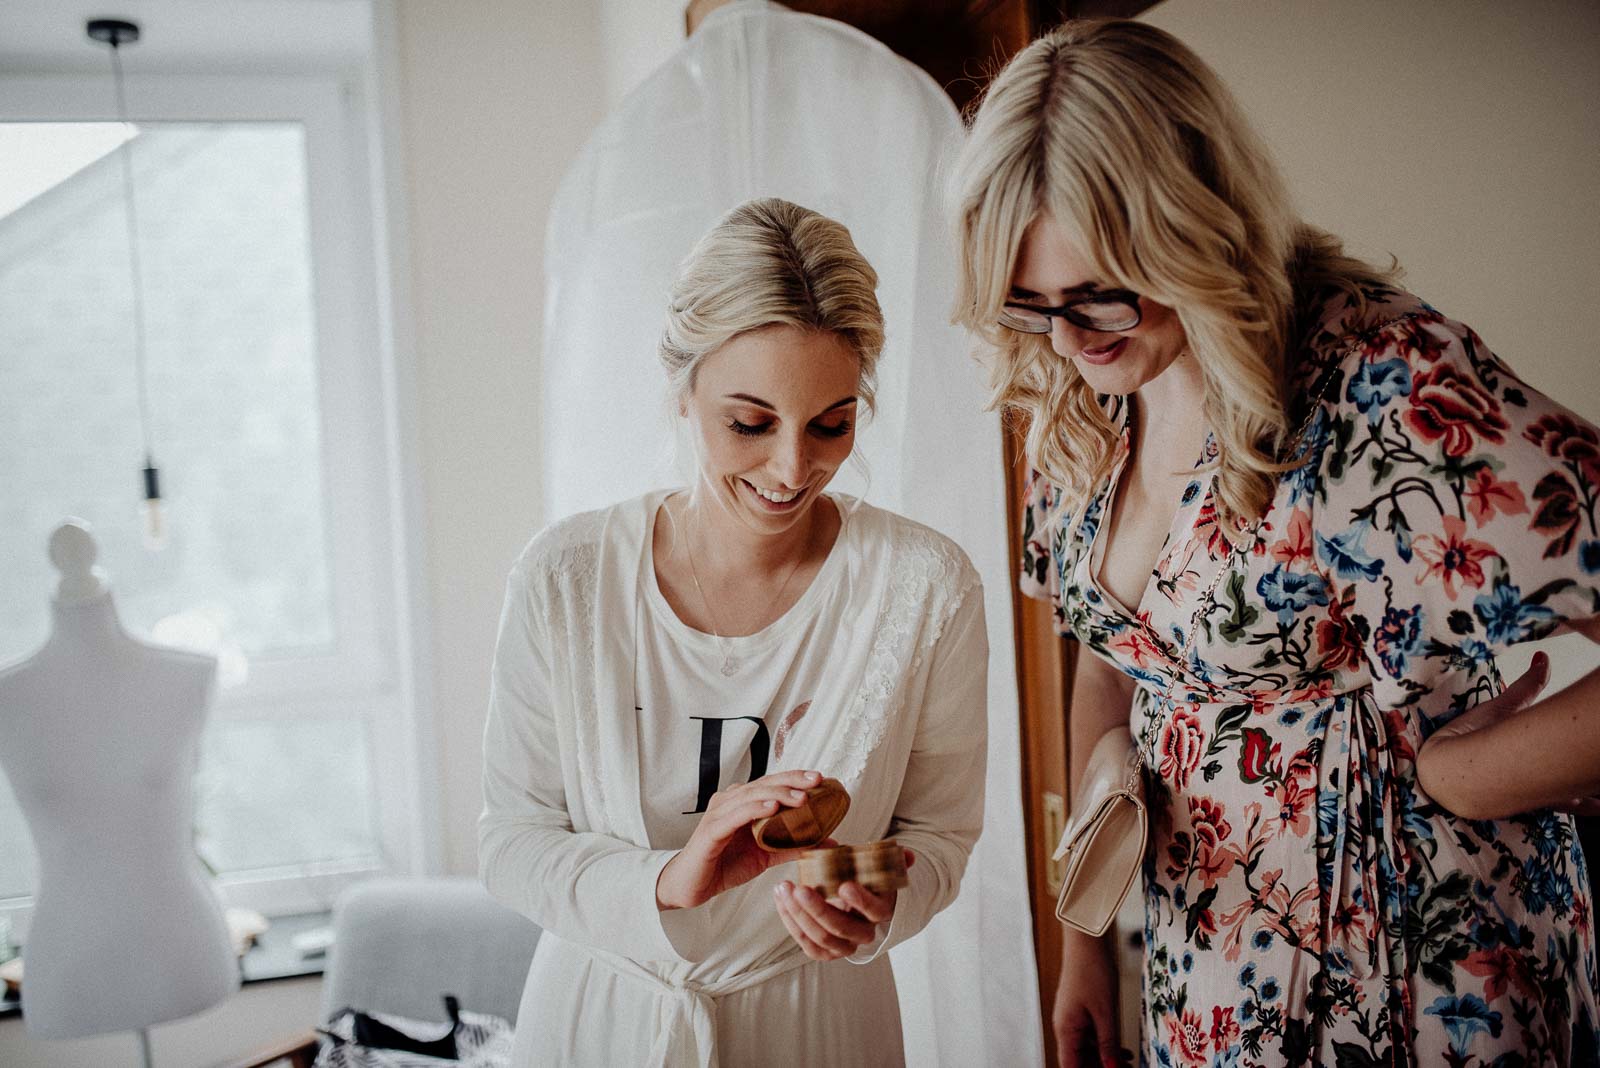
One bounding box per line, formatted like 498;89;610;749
719;658;740;677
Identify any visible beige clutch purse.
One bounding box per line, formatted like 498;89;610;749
1052;726;1146;937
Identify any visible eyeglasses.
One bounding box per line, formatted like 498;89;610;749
998;290;1143;334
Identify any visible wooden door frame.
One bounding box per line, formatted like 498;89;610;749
1002;419;1074;1064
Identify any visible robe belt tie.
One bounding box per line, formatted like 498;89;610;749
582;944;809;1068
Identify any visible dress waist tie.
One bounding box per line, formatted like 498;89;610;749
1323;690;1412;1026
582;944;810;1068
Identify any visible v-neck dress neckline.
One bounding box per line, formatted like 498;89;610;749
1081;395;1220;632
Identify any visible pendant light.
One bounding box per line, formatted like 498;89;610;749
87;18;166;551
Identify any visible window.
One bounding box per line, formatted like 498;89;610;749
0;74;427;929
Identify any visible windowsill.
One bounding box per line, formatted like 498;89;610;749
0;909;331;1020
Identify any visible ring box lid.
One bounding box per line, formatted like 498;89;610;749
751;777;850;850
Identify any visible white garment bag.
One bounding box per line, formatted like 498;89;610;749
540;2;1043;1063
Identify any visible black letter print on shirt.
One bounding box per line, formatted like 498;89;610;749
684;716;770;814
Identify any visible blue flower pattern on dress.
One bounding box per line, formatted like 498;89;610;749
1424;994;1503;1054
1257;566;1330;626
1473;581;1558;645
1018;288;1600;1067
1347;356;1413;424
1316;522;1386;582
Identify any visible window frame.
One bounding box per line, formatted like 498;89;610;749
0;71;435;932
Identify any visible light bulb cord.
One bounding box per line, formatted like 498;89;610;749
109;39;155;462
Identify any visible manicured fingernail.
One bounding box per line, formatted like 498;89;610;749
805;770;821;780
776;882;791;897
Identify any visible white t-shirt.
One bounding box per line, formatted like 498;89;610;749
635;498;854;848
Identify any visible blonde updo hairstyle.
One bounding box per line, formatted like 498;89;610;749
952;19;1392;537
660;197;885;415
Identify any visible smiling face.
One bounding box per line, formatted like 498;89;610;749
682;324;860;536
1009;214;1188;396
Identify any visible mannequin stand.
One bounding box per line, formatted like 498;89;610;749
0;518;237;1050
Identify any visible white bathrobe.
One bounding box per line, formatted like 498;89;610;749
479;493;988;1067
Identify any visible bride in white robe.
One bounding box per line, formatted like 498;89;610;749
479;198;988;1067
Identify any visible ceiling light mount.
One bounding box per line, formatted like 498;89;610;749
86;19;141;47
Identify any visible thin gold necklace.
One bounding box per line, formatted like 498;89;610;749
682;506;809;677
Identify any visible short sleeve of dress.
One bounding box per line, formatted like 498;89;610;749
1309;306;1600;726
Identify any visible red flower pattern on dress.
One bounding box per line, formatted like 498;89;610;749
1267;772;1316;838
1380;708;1418;763
1361;315;1453;363
1270;509;1314;566
1524;412;1600;484
1531;472;1583;559
1463;466;1528;527
1110;627;1163;668
1329;899;1371;949
1287;678;1335;704
1192;498;1229;561
1405;362;1509;457
1159;706;1207;789
1238;727;1277;783
1412;515;1497;600
1166;1008;1210;1068
1210;1006;1240;1052
1189;796;1232;848
1461;945;1537;1001
1315;588;1364;674
1189;796;1239;889
1194;841;1239;890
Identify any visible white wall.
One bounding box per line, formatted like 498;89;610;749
384;0;608;875
597;0;683;113
1144;1;1599;409
1142;0;1600;687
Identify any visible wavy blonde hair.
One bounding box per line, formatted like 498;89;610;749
661;197;884;412
951;19;1393;536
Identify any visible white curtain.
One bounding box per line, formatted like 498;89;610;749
540;3;1043;1063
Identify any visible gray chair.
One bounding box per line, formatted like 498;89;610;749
320;876;542;1025
231;877;541;1068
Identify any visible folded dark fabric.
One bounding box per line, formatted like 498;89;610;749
327;995;461;1060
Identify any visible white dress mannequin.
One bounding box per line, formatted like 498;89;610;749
0;520;237;1051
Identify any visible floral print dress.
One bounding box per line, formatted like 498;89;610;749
1022;288;1600;1067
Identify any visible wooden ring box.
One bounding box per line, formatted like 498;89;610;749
750;777;909;896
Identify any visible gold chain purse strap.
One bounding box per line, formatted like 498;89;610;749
1123;746;1147;789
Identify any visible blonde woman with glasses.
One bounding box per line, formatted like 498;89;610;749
952;19;1600;1068
479;198;987;1067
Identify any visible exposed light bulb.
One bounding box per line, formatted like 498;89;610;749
142;462;167;551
